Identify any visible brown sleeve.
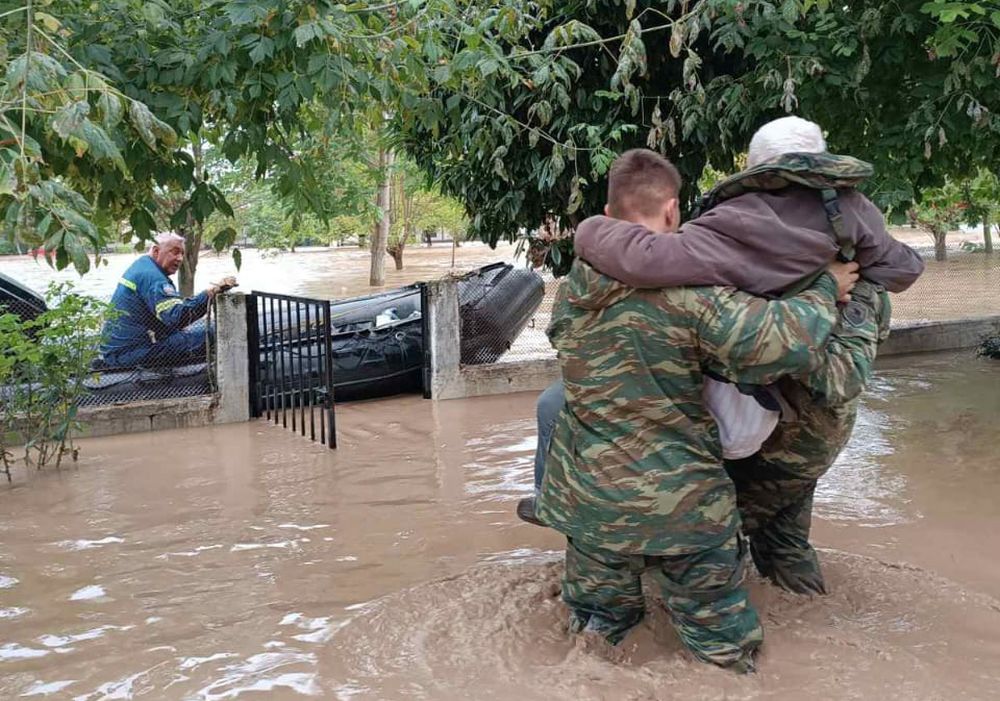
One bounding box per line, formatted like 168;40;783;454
572;214;753;290
842;191;925;293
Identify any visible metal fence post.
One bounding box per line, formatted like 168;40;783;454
323;299;337;449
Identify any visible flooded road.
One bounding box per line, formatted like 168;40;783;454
2;352;999;699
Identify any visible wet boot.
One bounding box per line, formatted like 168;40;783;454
725;458;827;596
516;497;546;527
745;485;827;595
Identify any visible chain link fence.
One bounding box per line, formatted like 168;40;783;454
1;271;215;407
457;263;546;364
486;227;1000;365
888;228;1000;323
80;302;215;406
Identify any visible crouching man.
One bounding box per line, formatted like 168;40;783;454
102;232;236;368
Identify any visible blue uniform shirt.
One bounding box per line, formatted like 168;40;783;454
102;255;209;363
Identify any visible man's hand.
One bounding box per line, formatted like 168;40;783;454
827;261;860;303
206;276;238;298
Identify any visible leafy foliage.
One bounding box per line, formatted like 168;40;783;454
0;283;112;480
398;0;1000;271
4;0;999;281
0;0;549;274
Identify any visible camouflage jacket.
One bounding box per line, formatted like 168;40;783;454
535;260;841;555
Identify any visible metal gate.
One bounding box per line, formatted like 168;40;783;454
246;291;337;448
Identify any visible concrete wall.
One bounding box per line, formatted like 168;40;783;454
879;315;1000;358
423;274;1000;400
78;396;218;438
76;292;251;438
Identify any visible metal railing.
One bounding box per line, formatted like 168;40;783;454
246;291;337;449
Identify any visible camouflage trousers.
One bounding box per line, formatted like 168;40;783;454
724;389;860;595
562;533;763;672
720;279;886;595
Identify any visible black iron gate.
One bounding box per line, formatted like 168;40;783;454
246;291;337;448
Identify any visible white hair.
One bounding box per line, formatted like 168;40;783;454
150;232;185;252
747;116;827;168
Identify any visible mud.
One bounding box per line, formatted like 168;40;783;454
1;352;999;699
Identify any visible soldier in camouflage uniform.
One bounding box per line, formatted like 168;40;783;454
546;119;921;597
537;253;866;671
724;279;891;594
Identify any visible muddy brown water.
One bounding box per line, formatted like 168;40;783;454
2;237;1000;324
2;352;999;699
0;243;522;302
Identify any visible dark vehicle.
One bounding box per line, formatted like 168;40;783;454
0;263;545;405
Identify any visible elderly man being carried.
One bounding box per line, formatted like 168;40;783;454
521;117;924;598
537;148;871;671
101;232;236;368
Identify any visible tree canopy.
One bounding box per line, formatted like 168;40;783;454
0;0;546;272
2;1;998;276
398;0;1000;268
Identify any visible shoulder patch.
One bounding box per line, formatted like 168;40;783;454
162;284;177;296
843;300;869;328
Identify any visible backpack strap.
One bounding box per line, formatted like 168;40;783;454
820;187;855;262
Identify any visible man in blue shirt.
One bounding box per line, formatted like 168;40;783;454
102;233;236;368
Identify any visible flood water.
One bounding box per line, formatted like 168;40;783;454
3;238;1000;325
2;352;999;699
0;243;523;302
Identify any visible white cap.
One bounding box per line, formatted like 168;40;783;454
747;116;827;168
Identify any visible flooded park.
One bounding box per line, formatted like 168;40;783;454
2;237;1000;700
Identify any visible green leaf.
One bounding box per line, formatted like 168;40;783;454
128;100;177;150
249;36;275;65
433;63;452;84
294;23;317;47
232;247;242;271
0;160;15;196
479;58;500;77
129;207;157;240
213;226;238;252
34;11;61;32
51;102;90;140
66;237;91;275
96;92;124;129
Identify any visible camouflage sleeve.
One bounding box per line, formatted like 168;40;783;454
697;273;839;385
796;280;891;405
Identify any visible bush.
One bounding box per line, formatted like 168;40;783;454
0;285;113;481
978;336;1000;359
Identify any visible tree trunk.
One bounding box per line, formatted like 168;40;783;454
389;246;404;270
984;215;994;255
178;223;202;297
178;138;205;297
386;172;413;272
934;230;947;262
369;148;393;286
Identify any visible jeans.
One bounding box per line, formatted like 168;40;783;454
534;380;566;493
105;319;212;368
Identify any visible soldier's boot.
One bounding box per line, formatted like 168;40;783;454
725;458;827;595
562;539;646;646
652;534;764;673
747;485;827;596
515;497;546;528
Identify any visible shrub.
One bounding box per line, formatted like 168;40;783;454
978;336;1000;360
0;285;113;481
